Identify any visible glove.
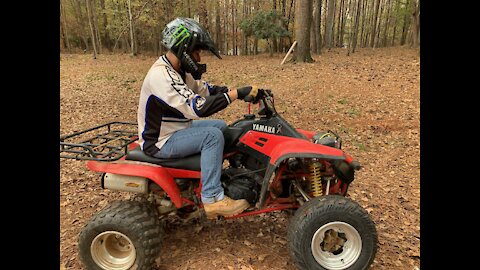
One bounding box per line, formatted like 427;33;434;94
237;85;258;101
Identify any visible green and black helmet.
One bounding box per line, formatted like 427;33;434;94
161;17;221;79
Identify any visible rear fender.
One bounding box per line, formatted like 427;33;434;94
86;160;201;208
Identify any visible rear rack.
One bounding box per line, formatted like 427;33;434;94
60;121;138;161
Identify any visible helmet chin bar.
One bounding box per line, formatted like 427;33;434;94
181;51;206;80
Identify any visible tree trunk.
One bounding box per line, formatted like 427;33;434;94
242;0;249;55
325;0;335;49
215;0;222;54
311;0;322;54
253;0;260;55
60;0;71;52
411;0;420;47
127;0;136;56
348;0;361;54
310;17;317;54
293;0;314;62
71;0;89;51
370;0;380;47
359;0;367;47
86;0;97;58
198;0;208;31
92;0;102;54
390;0;399;46
232;0;237;55
280;0;287;52
336;0;344;47
374;0;385;48
381;0;392;47
272;0;278;53
99;0;112;51
224;0;229;54
400;0;410;45
286;0;295;52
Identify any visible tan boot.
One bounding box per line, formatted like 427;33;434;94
203;196;250;219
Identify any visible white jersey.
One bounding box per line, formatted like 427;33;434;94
137;55;231;156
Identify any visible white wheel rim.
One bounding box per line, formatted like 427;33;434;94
311;222;362;270
91;231;136;270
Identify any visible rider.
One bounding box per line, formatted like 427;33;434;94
137;17;257;219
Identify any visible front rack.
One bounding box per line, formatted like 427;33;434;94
60;121;138;161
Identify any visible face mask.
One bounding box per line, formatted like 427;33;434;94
190;63;206;80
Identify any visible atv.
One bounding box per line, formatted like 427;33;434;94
60;89;378;270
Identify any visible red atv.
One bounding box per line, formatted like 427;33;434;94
60;89;377;270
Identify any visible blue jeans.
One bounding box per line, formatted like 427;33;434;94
153;120;227;204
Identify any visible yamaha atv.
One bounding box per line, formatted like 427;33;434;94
60;89;378;270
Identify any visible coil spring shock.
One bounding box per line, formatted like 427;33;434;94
308;160;323;197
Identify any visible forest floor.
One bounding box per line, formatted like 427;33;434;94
60;46;420;270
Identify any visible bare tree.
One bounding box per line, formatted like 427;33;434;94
60;0;71;52
86;0;98;58
312;0;322;53
127;0;136;55
370;0;380;47
215;0;222;53
348;0;362;55
198;0;209;31
411;0;420;47
99;0;112;51
292;0;314;62
325;0;335;49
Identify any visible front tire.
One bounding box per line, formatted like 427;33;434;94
287;195;377;270
78;199;163;270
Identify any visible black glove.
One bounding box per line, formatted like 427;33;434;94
237;86;258;101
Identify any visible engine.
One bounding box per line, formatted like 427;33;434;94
221;168;262;204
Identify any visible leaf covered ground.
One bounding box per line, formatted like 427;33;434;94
60;47;420;270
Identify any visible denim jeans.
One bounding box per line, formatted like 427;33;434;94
153;119;227;204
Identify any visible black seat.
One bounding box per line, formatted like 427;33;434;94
125;147;201;171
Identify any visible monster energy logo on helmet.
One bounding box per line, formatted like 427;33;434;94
172;25;191;46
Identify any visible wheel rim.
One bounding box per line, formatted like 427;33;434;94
90;231;136;270
311;221;362;270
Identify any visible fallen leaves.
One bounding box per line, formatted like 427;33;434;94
60;47;420;270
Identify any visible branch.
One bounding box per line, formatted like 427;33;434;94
113;0;155;50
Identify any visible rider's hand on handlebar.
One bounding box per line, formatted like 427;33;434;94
236;86;258;101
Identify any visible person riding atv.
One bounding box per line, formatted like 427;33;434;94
138;17;258;218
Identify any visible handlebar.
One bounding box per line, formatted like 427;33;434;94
247;89;276;117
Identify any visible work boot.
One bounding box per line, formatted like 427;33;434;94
203;196;250;219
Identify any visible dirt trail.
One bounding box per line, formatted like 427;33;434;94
60;47;420;270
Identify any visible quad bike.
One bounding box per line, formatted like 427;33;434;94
60;89;378;270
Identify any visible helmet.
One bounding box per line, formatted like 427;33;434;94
161;17;221;79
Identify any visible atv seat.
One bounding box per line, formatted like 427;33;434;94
125;147;201;171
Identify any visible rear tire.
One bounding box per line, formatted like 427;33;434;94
78;199;163;270
287;195;377;270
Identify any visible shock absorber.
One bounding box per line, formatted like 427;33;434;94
308;159;323;197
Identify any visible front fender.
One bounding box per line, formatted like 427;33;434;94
239;130;346;166
86;160;201;208
240;131;349;209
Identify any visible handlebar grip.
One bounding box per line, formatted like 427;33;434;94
244;95;254;102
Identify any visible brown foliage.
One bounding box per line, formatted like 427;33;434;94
60;46;420;269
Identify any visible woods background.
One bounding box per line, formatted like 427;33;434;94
59;0;420;60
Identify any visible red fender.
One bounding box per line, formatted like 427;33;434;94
239;131;346;165
86;160;201;208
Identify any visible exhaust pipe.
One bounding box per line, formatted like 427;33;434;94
102;173;148;194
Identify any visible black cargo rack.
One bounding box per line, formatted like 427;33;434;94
60;121;138;161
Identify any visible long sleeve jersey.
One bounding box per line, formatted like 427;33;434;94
137;55;232;156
